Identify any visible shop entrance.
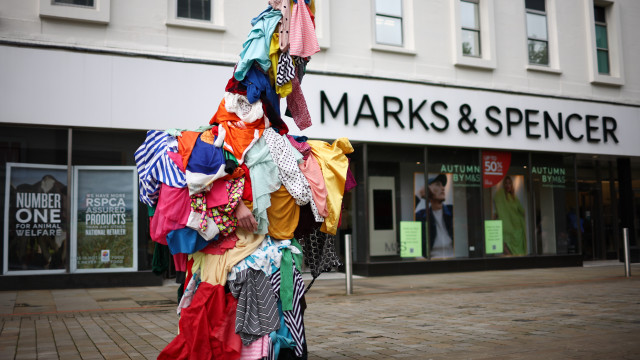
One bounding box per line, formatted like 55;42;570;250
577;158;619;261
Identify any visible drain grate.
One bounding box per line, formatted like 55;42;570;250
135;299;176;306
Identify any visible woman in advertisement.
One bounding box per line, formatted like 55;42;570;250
494;176;527;255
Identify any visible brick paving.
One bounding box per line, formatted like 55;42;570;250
1;264;639;359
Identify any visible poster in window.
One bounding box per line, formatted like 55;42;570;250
414;172;454;259
490;175;528;256
72;166;137;272
3;163;68;274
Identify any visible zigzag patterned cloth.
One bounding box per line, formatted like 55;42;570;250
270;267;306;357
228;268;280;346
277;51;295;86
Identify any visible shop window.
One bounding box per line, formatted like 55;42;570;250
368;145;424;258
531;154;577;255
424;148;482;260
72;129;152;271
482;151;531;256
39;0;110;23
451;0;496;69
525;0;548;65
167;0;225;32
1;126;69;274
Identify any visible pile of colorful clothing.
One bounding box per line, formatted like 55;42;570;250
135;1;354;359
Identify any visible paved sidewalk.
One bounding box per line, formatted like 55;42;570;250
0;263;638;359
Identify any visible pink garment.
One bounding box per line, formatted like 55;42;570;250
344;159;357;193
286;75;312;131
299;154;328;218
289;1;320;58
173;253;188;272
167;151;186;172
240;334;270;360
150;184;191;245
208;179;229;207
286;135;311;159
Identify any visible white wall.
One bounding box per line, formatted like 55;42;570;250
0;0;639;105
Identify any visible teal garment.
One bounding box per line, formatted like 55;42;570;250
280;239;303;311
234;9;282;81
270;301;296;359
147;205;156;217
244;136;282;234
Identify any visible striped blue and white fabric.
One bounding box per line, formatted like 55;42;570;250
134;130;187;207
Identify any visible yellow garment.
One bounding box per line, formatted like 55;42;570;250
267;185;300;240
190;228;265;286
269;33;293;97
307;138;354;235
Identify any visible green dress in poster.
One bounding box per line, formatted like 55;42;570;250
494;188;526;255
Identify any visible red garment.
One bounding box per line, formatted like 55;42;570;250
158;283;242;360
150;184;191;245
173;253;188;272
240;165;253;202
200;232;239;255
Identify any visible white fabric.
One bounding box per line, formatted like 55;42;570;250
431;208;454;259
262;128;323;222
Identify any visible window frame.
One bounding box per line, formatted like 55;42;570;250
460;0;481;58
371;0;416;55
584;0;624;86
525;5;549;66
39;0;110;24
525;0;562;74
594;6;610;74
451;0;496;70
166;0;225;32
374;0;404;47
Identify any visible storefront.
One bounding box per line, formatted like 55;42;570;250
299;73;640;276
1;46;639;286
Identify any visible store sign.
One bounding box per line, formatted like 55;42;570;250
3;163;68;274
532;166;566;187
72;166;137;272
440;164;481;185
288;73;640;157
482;151;511;188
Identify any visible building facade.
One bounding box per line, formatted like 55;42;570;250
1;0;639;288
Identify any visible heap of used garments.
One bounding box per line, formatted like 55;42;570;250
134;1;356;359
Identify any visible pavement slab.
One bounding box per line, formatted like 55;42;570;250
0;264;638;359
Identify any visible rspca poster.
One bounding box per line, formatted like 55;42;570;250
4;163;68;274
72;166;137;272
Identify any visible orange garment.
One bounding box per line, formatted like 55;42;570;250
307;138;354;235
267;185;300;240
210;99;269;165
176;131;201;169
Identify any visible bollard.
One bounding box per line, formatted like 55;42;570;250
345;234;353;295
623;228;631;277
